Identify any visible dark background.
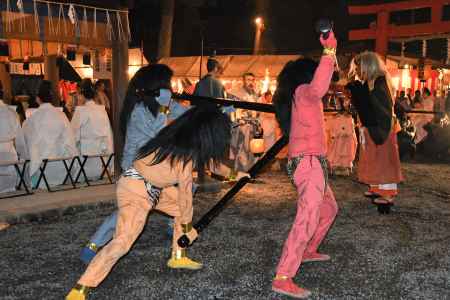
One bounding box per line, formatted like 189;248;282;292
55;0;448;62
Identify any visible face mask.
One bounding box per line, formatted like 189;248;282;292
155;88;172;106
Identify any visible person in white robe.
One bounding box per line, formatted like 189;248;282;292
229;72;260;172
0;97;28;193
259;91;277;150
412;88;435;144
94;80;111;114
71;79;114;181
22;80;77;189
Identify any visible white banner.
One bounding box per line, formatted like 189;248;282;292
9;62;44;75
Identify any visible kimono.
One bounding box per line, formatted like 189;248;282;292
0;100;27;192
347;76;403;196
22;103;77;188
71;101;114;180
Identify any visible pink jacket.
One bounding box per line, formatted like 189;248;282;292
288;56;335;158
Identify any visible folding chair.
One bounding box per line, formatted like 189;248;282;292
34;157;77;192
0;159;32;199
99;153;114;184
74;153;115;186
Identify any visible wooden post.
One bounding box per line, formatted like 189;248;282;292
375;10;389;58
112;37;129;177
0;63;12;104
431;1;442;25
0;8;12;103
44;54;60;106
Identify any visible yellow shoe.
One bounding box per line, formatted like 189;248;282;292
66;289;86;300
167;256;203;270
66;285;90;300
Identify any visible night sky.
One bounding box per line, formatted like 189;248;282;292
47;1;445;61
130;0;354;60
125;0;446;62
130;0;438;59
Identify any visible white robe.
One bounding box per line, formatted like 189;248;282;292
325;113;357;170
71;101;114;180
259;112;277;151
412;97;435;144
0;100;28;193
22;103;77;188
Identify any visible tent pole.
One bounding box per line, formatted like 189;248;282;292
199;32;203;80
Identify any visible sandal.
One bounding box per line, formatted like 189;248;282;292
364;191;380;198
373;197;394;205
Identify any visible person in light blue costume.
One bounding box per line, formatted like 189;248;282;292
80;65;189;264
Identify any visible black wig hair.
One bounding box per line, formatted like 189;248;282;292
119;64;173;135
206;58;220;73
80;78;96;100
273;58;318;136
94;79;105;90
136;105;231;171
37;80;54;103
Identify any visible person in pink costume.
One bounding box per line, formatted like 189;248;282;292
271;32;339;299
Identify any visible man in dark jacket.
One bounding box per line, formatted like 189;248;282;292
193;58;225;99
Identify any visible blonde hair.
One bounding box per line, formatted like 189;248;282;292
348;51;394;100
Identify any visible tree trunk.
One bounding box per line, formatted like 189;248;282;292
157;0;175;59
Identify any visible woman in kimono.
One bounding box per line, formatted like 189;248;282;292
0;93;27;193
71;79;114;180
346;51;403;205
22;80;77;189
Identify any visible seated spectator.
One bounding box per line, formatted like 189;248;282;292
11;95;26;123
71;79;114;180
412;90;423;109
395;91;411;120
22;80;77;189
259;91;277;150
325;111;357;175
412;88;434;144
94;80;111;114
422;88;434;112
0;90;28;193
71;82;84;110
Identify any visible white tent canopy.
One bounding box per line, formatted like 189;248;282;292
158;55;302;80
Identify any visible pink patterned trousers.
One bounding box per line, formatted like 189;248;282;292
276;155;338;277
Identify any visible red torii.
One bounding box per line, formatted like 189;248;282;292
348;0;450;57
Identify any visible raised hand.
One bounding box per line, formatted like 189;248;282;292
320;30;337;49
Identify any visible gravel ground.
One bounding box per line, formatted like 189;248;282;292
0;162;449;300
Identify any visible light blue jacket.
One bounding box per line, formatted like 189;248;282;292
121;100;188;170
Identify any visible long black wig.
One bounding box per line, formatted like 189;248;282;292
273;58;318;136
119;64;173;135
136;105;231;171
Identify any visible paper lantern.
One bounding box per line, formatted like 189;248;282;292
250;138;265;156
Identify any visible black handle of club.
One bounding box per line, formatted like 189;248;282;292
172;93;275;113
178;235;190;248
406;110;441;115
315;18;333;40
177;136;289;248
